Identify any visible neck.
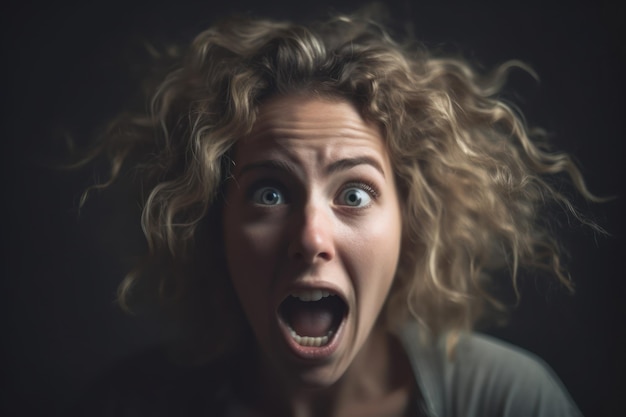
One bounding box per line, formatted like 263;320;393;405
239;325;415;417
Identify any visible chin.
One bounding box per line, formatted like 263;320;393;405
283;362;348;391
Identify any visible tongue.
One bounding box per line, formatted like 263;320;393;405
290;304;334;337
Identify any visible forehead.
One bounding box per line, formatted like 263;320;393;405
233;95;389;167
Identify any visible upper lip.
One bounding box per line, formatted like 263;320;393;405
275;282;348;311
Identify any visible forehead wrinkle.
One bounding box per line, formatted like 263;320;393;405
238;132;388;182
238;97;389;181
248;120;380;142
251;99;380;140
235;151;387;185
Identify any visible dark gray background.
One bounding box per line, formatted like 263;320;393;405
2;0;624;416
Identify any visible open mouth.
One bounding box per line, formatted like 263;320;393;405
278;289;348;348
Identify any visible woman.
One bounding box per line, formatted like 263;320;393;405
77;10;599;417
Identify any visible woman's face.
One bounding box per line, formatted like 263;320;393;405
222;94;403;388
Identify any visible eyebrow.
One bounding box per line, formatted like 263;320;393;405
238;159;300;177
326;156;386;177
237;156;386;178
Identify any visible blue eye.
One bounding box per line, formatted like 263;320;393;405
252;186;285;205
337;187;373;207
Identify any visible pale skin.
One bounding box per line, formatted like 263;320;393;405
222;94;417;417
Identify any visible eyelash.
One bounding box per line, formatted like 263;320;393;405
340;181;379;200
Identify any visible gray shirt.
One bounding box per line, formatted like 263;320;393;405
399;322;583;417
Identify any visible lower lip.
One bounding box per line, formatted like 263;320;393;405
278;315;347;361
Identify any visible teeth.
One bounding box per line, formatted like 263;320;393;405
283;290;338;347
290;289;332;302
289;326;334;347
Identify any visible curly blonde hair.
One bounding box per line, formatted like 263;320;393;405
83;12;600;358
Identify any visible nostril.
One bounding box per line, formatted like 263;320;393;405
316;250;333;261
287;211;335;263
288;240;334;263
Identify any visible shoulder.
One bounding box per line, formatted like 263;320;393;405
69;346;234;417
451;332;558;388
399;324;583;417
446;333;583;417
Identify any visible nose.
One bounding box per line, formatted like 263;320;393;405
287;201;336;264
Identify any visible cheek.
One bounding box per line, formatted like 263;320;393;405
350;211;402;301
226;220;283;259
222;224;269;329
223;219;284;293
361;211;402;263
